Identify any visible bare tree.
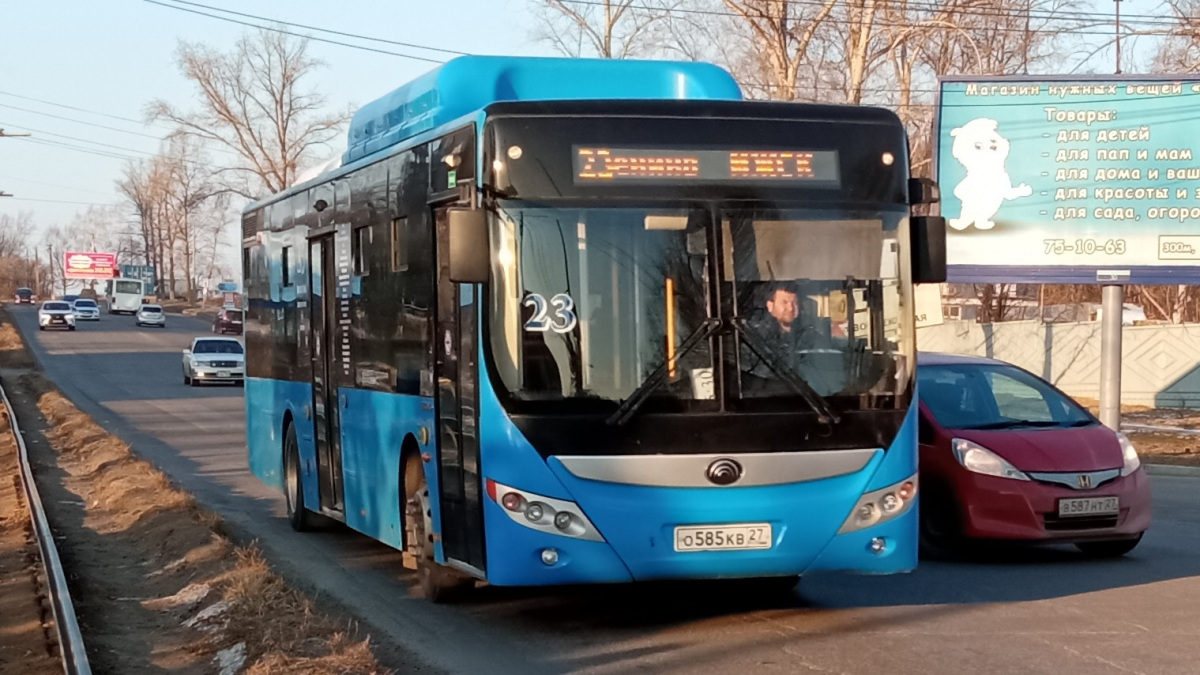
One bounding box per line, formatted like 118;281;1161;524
534;0;673;58
719;0;840;101
1152;0;1200;72
148;28;351;198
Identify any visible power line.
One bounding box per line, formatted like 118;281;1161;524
163;0;468;56
3;197;118;206
0;102;167;141
0;89;162;127
18;137;141;162
558;0;1190;29
0;174;114;196
142;0;448;64
0;122;158;157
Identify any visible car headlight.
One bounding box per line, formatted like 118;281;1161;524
951;438;1030;481
1117;432;1141;476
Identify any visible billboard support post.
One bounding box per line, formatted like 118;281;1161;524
1099;284;1124;430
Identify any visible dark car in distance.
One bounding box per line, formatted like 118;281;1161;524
213;308;244;335
917;352;1150;558
14;287;36;304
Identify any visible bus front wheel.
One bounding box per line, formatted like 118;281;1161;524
284;423;311;531
404;457;473;603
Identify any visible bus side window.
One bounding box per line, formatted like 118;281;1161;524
353;226;371;277
281;245;292;287
391;217;408;272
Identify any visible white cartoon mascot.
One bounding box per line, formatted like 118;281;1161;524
948;117;1032;231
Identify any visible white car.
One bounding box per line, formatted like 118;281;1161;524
136;304;167;328
71;298;101;321
182;337;245;386
38;301;76;331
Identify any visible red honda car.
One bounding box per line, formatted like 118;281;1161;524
917;353;1151;558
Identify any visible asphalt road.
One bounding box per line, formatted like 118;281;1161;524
12;304;1200;674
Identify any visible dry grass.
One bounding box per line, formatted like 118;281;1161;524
0;319;33;369
0;307;390;673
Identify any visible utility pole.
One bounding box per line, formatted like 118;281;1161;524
0;129;29;199
1114;0;1123;75
47;244;54;298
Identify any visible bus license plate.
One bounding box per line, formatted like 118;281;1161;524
1058;496;1119;517
674;523;772;552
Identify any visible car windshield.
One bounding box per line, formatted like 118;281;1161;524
141;306;162;314
193;340;243;355
17;288;32;296
223;311;243;320
74;300;97;308
918;363;1094;430
44;302;70;311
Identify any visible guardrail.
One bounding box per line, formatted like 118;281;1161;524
1;379;91;674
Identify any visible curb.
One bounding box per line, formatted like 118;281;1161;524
1145;463;1200;478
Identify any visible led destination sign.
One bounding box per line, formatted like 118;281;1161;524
574;147;840;185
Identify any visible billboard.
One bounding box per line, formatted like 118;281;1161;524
63;252;117;280
120;264;157;294
936;77;1200;284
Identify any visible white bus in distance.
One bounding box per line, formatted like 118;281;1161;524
108;277;146;314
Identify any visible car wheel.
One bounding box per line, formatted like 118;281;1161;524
284;423;312;532
183;369;192;386
68;326;76;331
919;493;963;560
1075;534;1143;558
38;326;44;331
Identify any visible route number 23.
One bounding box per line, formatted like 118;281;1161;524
523;293;578;333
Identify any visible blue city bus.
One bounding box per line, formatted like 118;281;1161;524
243;56;946;601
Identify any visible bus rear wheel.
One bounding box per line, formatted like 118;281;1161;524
284;423;311;532
404;457;472;603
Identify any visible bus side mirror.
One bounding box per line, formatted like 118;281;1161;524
908;177;940;205
448;208;490;283
911;215;947;284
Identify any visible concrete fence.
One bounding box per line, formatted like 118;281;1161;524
917;319;1200;409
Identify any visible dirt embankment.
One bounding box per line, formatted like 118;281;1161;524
0;404;59;674
0;306;390;673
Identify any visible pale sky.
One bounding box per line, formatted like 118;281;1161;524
0;0;546;269
0;0;1163;272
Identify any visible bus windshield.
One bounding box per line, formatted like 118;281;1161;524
114;280;142;294
487;201;912;411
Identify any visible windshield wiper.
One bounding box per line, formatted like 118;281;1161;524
962;419;1060;430
607;318;721;427
733;318;841;426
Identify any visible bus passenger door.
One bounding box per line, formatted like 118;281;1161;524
433;206;486;573
309;235;345;515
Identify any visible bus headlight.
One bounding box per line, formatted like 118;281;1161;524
839;474;918;534
485;479;604;542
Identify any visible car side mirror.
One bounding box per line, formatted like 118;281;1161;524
908;177;941;205
448;207;489;283
183;349;191;356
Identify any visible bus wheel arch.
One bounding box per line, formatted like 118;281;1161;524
401;438;472;602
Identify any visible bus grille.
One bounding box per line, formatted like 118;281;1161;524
241;211;260;240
